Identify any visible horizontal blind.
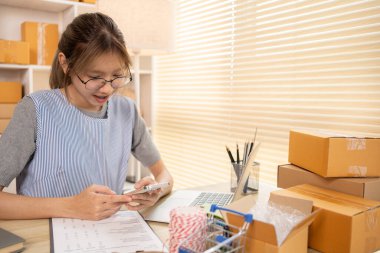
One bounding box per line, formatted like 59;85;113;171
153;0;380;189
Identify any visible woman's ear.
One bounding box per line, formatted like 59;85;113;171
58;52;68;74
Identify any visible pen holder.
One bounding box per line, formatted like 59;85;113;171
230;161;260;194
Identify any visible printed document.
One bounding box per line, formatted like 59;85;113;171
51;210;165;253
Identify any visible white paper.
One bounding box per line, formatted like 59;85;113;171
52;210;166;253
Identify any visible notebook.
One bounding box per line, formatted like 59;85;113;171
0;228;24;253
141;143;260;223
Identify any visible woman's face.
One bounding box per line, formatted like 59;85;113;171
67;52;126;111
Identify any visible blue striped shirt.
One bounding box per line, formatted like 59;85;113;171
17;89;134;197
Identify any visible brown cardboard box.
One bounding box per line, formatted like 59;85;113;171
80;0;96;3
43;23;59;65
277;164;380;201
0;119;11;133
0;104;17;118
225;193;319;253
21;22;58;65
0;82;22;103
21;22;38;64
288;130;380;177
272;184;380;253
0;40;29;64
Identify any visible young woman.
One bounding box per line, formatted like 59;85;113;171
0;12;173;220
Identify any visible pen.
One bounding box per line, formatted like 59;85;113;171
248;127;257;156
236;144;240;164
225;146;235;163
242;141;248;165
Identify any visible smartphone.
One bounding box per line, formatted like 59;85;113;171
123;182;170;195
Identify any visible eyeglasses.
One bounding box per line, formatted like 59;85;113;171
75;67;133;91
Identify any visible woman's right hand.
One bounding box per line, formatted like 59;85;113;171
68;184;131;220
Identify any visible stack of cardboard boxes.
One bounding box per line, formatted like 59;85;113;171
0;82;22;134
0;21;58;66
21;22;58;65
276;130;380;252
1;21;58;133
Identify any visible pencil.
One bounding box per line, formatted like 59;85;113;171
225;146;235;163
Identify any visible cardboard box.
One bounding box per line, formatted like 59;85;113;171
278;164;380;201
288;130;380;177
0;40;29;64
225;193;319;253
0;119;11;133
21;22;38;64
21;22;58;65
0;82;22;103
80;0;96;3
0;104;17;118
273;184;380;253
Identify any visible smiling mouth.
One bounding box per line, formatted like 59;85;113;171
93;95;110;103
94;95;108;99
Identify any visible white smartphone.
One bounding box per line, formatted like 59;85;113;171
123;182;170;195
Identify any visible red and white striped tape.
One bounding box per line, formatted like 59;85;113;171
168;206;207;252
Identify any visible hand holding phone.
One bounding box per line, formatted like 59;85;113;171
123;182;170;195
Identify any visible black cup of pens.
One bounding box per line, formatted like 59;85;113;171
230;161;260;194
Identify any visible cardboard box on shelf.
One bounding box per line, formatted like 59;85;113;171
80;0;96;3
0;82;22;103
0;104;17;118
0;40;29;65
272;184;380;253
225;193;320;253
21;22;58;65
288;130;380;177
21;22;38;64
0;119;11;133
277;164;380;201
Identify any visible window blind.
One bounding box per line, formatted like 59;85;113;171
153;0;380;189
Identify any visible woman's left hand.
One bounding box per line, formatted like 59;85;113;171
125;177;162;211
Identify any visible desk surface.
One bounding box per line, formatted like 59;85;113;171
0;183;321;253
0;216;170;253
0;183;232;253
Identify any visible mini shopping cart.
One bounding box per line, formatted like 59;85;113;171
178;204;253;253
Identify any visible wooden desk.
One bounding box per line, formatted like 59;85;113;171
0;217;170;253
1;183;323;253
0;219;50;252
0;183;231;253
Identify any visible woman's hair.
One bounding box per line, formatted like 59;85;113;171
49;12;131;89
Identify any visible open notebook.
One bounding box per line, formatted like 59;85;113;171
141;143;260;223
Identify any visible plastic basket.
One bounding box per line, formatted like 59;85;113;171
178;204;253;253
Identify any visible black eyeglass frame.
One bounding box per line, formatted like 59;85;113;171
75;66;133;90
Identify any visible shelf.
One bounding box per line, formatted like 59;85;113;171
0;64;28;70
0;0;95;12
0;63;51;71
